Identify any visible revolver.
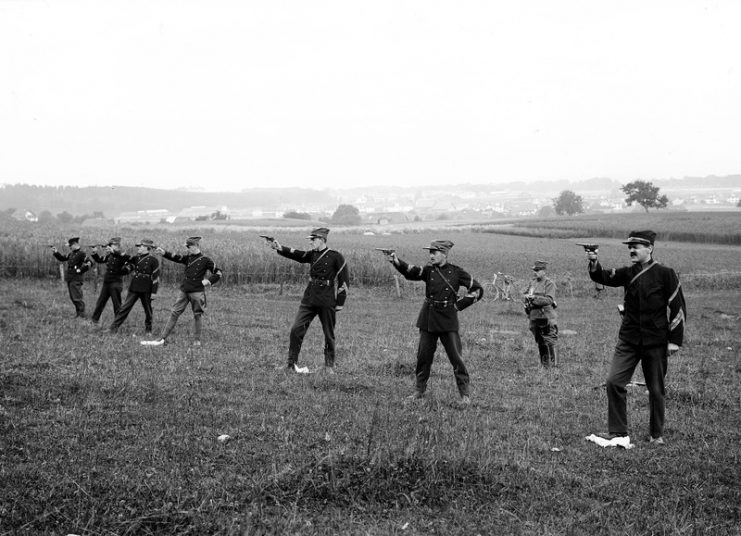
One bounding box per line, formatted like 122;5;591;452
374;248;396;255
259;235;275;243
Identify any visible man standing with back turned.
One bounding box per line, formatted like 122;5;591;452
587;230;686;445
270;228;349;374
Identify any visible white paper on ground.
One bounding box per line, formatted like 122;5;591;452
585;434;634;449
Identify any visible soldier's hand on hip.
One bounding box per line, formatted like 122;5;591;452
668;343;679;355
202;279;211;287
151;294;157;301
335;305;343;312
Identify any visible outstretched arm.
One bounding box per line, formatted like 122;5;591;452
388;254;426;281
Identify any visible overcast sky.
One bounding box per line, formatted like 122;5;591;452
2;1;740;192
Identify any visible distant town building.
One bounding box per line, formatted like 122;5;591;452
368;212;413;225
10;209;38;222
172;206;229;222
115;209;172;225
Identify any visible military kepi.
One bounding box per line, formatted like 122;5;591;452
532;260;548;270
422;240;454;254
622;230;656;246
67;236;80;246
136;238;155;248
108;237;121;246
185;236;202;246
306;227;330;240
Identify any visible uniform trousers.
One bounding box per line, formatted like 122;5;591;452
289;303;336;367
529;319;558;346
110;291;153;332
161;291;206;340
529;319;558;366
66;280;86;317
606;339;668;438
91;281;122;323
415;330;470;396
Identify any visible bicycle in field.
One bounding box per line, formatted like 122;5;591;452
485;272;518;301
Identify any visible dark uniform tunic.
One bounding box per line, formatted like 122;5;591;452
110;253;160;333
53;249;91;317
163;251;222;293
90;251;131;322
393;259;483;396
278;246;349;367
524;276;558;366
589;259;687;438
159;251;222;341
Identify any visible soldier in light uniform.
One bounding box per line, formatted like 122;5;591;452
587;230;687;445
109;239;160;334
141;236;222;347
524;260;558;367
90;237;131;325
51;236;92;318
270;227;349;373
385;240;483;406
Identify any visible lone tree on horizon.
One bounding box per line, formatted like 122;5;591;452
553;190;584;215
331;204;362;225
622;180;669;212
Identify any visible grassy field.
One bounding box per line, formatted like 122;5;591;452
473;211;741;246
1;258;740;535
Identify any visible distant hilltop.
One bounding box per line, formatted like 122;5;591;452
0;175;739;221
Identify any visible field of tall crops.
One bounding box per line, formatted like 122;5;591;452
477;210;741;245
1;212;740;294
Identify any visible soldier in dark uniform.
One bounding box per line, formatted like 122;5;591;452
141;236;222;347
109;239;160;334
385;240;483;406
90;237;131;325
270;227;349;373
51;236;92;318
523;260;558;367
587;230;687;445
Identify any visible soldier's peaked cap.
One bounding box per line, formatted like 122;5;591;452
422;240;454;254
306;228;330;240
185;236;202;246
136;239;155;248
532;260;548;270
622;230;656;246
67;236;80;246
108;237;122;246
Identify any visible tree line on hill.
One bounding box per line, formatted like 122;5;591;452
553;180;670;216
